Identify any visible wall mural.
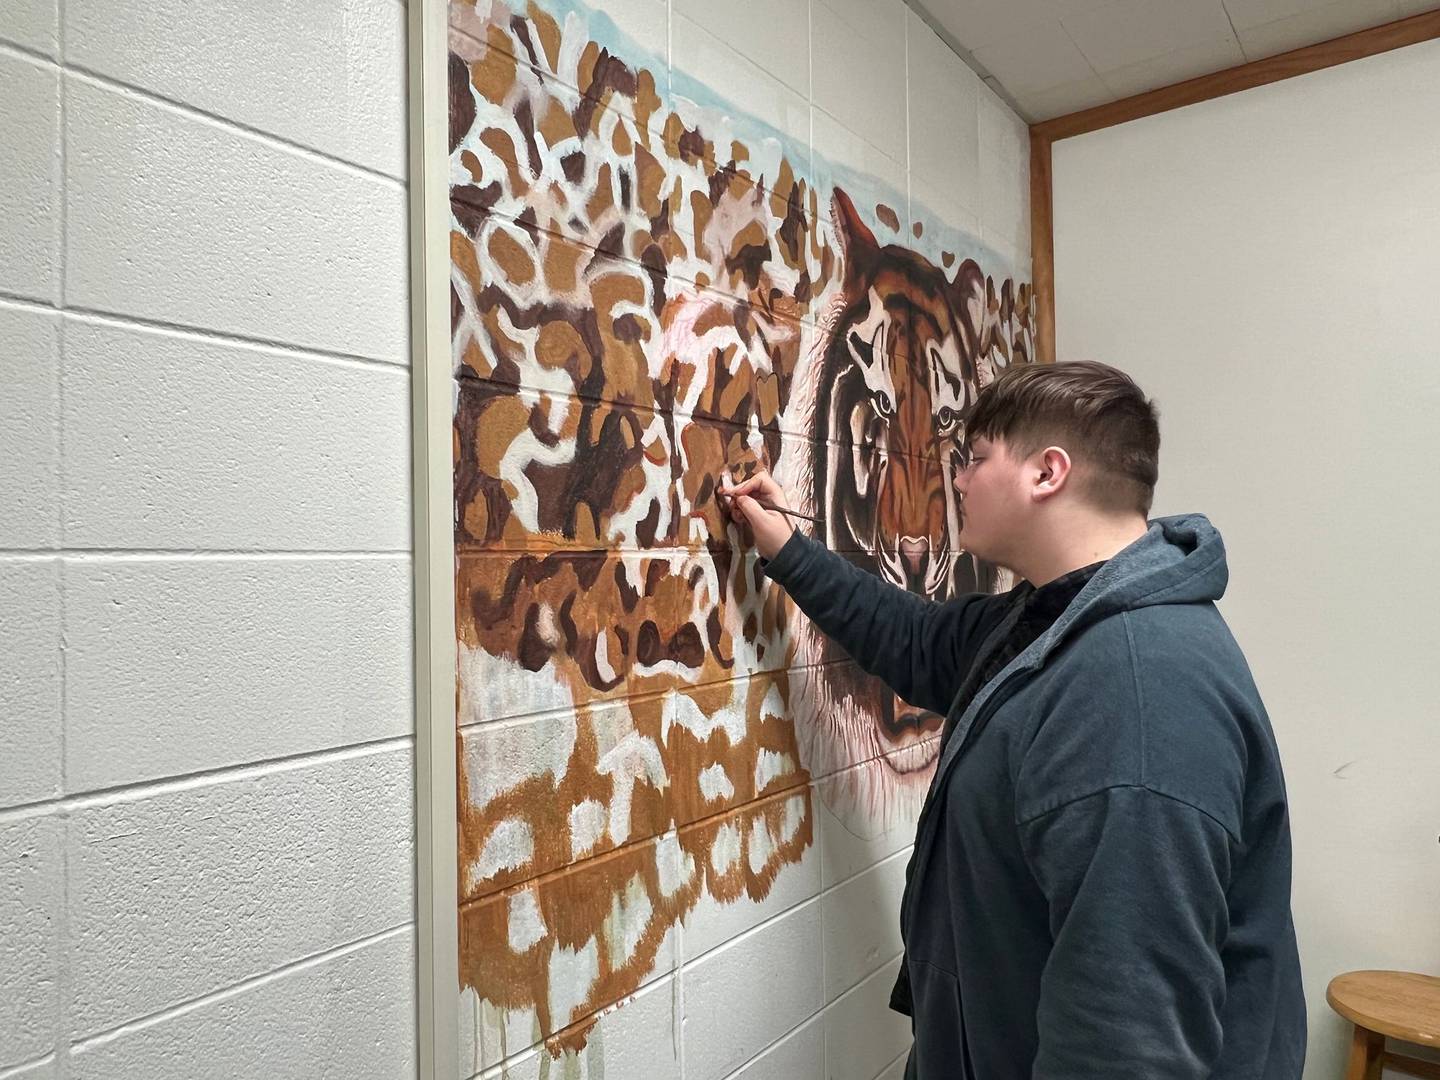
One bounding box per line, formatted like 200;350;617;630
449;0;1033;1062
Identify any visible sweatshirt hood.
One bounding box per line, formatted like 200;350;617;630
929;514;1233;794
1075;513;1229;619
1015;513;1230;673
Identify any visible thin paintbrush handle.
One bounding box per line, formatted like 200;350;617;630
751;498;824;524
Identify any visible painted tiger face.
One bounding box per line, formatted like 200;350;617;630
779;190;1020;823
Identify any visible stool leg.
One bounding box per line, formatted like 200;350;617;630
1343;1025;1384;1080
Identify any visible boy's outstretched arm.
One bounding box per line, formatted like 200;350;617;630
721;469;1009;715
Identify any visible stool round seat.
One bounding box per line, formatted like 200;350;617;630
1327;970;1440;1048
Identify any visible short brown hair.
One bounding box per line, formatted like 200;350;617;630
966;360;1160;516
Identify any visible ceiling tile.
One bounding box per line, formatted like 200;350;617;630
1236;0;1400;59
1221;0;1395;32
1063;0;1237;72
1013;74;1111;120
920;0;1057;50
1013;74;1114;121
1221;0;1322;31
1046;0;1120;17
1099;33;1246;97
972;20;1097;94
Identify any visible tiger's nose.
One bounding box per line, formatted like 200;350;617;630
899;536;929;577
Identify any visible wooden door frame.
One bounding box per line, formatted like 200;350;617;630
1027;8;1440;363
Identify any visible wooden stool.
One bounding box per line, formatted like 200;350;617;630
1327;970;1440;1079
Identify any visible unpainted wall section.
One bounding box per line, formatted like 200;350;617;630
0;2;415;1077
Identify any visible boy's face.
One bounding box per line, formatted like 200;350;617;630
952;435;1029;565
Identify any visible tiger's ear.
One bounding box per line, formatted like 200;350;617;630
832;187;879;289
949;259;990;356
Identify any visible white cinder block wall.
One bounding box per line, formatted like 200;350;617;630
0;1;416;1077
455;3;1032;1079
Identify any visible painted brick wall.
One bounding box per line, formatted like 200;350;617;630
450;2;1034;1079
0;2;416;1078
0;0;1031;1073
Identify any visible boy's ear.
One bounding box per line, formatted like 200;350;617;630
1032;447;1073;497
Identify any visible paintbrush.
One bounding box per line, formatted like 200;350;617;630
746;499;824;524
714;480;825;524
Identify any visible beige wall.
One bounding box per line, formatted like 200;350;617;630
1051;38;1440;1080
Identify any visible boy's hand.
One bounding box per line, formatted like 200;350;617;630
718;469;796;560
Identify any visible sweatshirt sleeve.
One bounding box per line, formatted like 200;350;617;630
1018;785;1232;1080
761;530;1010;716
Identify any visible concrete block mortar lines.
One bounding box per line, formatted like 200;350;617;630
0;0;414;1072
54;2;72;1070
0;0;1034;1072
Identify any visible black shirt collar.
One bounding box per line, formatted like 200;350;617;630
1020;560;1107;621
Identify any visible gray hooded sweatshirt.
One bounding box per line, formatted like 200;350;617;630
762;514;1306;1079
